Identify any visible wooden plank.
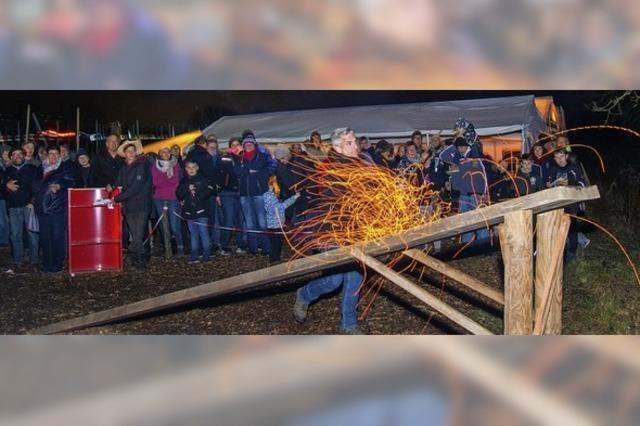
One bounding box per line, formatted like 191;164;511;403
533;213;571;335
534;210;570;334
403;249;504;305
33;186;599;334
499;210;534;335
351;248;493;335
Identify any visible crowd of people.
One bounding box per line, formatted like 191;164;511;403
0;120;590;333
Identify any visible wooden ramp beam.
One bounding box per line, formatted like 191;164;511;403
402;249;504;305
33;186;599;334
351;249;493;335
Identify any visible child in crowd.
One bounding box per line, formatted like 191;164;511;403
263;176;299;263
175;161;215;264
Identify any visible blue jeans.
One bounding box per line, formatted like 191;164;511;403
219;192;246;250
459;194;489;244
0;199;8;244
240;195;269;254
299;270;363;331
153;199;183;250
8;207;40;264
38;212;66;272
187;217;211;261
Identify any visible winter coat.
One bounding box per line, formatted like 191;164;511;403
2;163;40;208
175;173;215;220
236;151;270;197
275;160;298;199
88;148;123;188
546;162;585;188
32;161;76;215
216;154;240;193
151;161;181;201
264;190;299;229
115;156;153;214
185;145;215;182
515;167;544;195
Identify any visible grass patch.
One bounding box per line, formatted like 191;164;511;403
562;202;640;334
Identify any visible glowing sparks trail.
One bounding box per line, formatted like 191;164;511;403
286;155;450;259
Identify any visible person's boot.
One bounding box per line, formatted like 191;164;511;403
293;289;308;323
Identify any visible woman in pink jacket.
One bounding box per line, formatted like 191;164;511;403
151;147;184;255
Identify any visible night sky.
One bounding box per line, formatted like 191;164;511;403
0;90;635;177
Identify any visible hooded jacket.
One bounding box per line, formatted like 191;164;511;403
175;172;215;219
115;156;153;214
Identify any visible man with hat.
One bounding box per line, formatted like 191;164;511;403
114;140;152;271
2;146;41;266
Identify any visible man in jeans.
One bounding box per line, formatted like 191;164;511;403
2;147;40;267
236;135;271;255
114;140;152;271
293;128;365;334
216;137;246;255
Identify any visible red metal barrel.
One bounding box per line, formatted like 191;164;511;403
68;188;123;276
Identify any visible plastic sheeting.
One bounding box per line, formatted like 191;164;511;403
203;95;546;153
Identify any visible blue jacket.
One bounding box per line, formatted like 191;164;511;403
236;151;271;196
33;161;77;215
264;190;299;229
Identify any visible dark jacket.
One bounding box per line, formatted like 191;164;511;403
515;166;544;195
546;162;585;188
88;149;122;188
115;156;153;214
175;173;215;219
216;153;240;193
33;161;77;215
428;148;449;190
185;145;215;182
2;163;40;208
276;160;297;199
236;151;270;197
372;152;397;170
79;165;91;188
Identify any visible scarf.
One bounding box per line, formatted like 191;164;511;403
243;149;256;162
155;156;177;178
42;158;62;175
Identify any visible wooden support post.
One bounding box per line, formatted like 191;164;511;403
76;107;81;152
161;202;172;259
533;211;571;335
24;104;31;144
351;249;493;335
498;210;534;335
403;249;504;305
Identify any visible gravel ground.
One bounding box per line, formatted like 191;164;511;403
0;244;505;335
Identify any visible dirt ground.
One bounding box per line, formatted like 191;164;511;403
0;243;505;335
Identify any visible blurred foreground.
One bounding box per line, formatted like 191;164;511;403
0;336;638;425
1;0;638;89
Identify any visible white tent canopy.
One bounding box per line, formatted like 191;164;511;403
203;95;546;153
